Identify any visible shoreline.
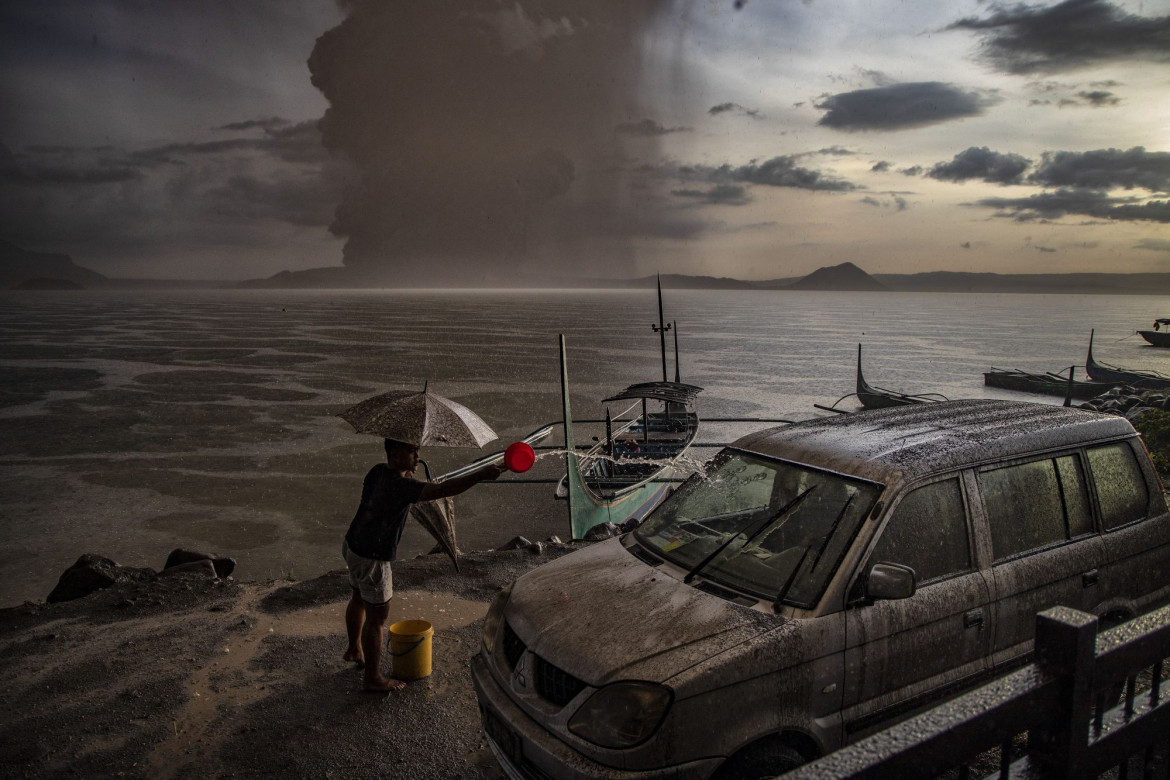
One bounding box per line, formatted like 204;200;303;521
0;543;585;779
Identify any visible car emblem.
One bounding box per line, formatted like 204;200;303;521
514;653;531;689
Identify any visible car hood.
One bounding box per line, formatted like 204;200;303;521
505;538;782;685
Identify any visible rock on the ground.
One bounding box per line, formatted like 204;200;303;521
164;548;236;578
157;559;218;578
496;536;531;551
46;554;157;603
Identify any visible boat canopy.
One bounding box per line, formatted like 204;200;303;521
1155;319;1170;326
603;381;703;406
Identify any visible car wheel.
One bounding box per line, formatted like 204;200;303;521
713;743;806;779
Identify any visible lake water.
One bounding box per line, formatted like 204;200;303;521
2;288;1168;605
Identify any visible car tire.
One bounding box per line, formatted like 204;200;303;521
713;743;806;779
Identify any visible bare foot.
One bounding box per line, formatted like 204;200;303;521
343;649;364;665
363;675;406;693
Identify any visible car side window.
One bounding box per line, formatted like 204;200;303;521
980;460;1066;560
1087;442;1148;530
870;478;970;583
1055;455;1093;537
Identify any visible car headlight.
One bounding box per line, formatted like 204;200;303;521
481;582;513;655
567;681;673;749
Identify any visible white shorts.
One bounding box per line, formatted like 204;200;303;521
342;539;393;606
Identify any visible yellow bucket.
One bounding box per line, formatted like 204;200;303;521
387;619;434;680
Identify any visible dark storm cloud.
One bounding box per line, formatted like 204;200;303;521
815;82;999;131
308;1;677;280
973;188;1170;223
1034;245;1057;252
1029;147;1170;192
218;118;290;132
901;166;925;176
615;119;692;137
670;184;751;206
680;155;858;191
0;118;348;252
947;0;1170;74
1078;90;1120;106
129;121;329;167
708;102;761;119
2;120;331;186
860;194;909;211
815;146;856;157
871;161;891;173
0;145;142;185
928;147;1032;185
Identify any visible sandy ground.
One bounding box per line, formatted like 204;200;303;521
0;545;583;779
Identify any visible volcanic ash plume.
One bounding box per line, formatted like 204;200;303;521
308;0;673;284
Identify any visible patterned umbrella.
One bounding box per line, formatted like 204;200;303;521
337;389;497;447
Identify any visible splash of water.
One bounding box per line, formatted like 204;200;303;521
528;447;714;480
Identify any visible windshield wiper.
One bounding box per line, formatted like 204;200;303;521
683;485;816;585
773;494;854;610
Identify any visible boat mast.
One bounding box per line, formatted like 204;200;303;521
652;274;671;382
673;321;681;383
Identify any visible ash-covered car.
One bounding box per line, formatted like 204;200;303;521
473;400;1170;779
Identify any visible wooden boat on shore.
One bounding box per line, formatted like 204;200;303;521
552;276;792;538
855;344;947;409
556;352;701;539
1138;319;1170;347
983;367;1114;400
1085;330;1170;389
555;276;702;539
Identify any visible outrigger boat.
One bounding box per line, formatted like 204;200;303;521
1085;330;1170;389
556;347;701;539
854;344;947;409
550;276;790;539
983;366;1114;401
1138;319;1170;347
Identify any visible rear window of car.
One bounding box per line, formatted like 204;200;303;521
870;477;970;583
1086;442;1148;530
979;454;1096;561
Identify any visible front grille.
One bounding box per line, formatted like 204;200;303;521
534;656;587;707
502;621;526;669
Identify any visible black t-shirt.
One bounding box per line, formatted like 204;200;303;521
344;465;426;561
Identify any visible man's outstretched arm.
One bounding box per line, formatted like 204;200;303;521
417;464;505;502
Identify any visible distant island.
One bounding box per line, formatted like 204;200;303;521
4;240;1170;295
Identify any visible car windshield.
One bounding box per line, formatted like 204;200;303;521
635;449;881;607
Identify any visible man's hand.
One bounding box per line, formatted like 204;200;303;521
479;464;507;481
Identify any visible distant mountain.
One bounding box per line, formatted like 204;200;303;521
787;262;887;291
237;267;355;289
0;240;107;289
8;243;1170;295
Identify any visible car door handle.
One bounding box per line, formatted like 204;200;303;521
1083;569;1099;588
964;608;984;629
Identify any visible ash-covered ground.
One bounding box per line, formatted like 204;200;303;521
0;544;584;779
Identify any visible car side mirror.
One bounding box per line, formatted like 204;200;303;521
866;563;916;601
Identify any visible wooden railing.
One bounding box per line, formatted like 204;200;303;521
788;603;1170;779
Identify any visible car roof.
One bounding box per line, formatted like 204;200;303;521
732;399;1135;484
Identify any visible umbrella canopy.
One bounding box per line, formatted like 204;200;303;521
410;497;460;571
338;389;497;448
